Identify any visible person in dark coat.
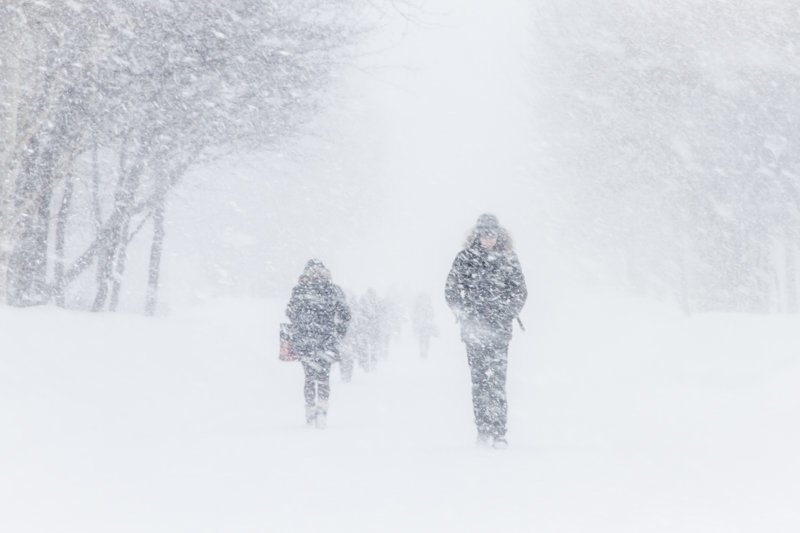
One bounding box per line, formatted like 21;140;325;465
445;214;527;448
286;259;351;428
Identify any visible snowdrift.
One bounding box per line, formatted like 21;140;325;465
1;297;798;532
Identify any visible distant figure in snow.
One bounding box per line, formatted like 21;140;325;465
411;292;438;358
445;214;527;449
357;288;387;371
337;290;359;382
286;259;351;428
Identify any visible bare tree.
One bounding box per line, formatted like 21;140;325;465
530;0;800;312
1;0;374;312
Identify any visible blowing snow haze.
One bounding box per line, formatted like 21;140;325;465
2;2;800;533
167;0;538;305
165;0;800;314
3;0;797;312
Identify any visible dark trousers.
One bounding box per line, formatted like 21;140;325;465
466;339;509;438
302;356;332;406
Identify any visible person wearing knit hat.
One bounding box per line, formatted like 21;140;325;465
445;214;527;448
285;258;351;428
475;213;499;232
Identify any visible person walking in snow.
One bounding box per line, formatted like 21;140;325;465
358;288;386;371
412;292;438;358
445;214;527;448
286;259;351;428
337;290;359;383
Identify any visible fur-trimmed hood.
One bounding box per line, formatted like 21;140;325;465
464;213;514;252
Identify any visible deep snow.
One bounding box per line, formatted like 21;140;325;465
2;296;798;532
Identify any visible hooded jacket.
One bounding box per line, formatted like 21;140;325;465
445;226;527;342
286;261;351;356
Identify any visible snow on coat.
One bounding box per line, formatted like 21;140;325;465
445;226;527;343
286;262;351;358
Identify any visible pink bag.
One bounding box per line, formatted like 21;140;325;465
279;323;297;362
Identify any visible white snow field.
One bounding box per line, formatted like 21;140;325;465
2;296;799;533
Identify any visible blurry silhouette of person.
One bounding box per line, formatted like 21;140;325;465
286;259;350;428
445;214;527;448
358;288;386;371
337;290;358;382
412;292;438;358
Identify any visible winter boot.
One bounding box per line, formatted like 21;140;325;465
476;432;492;447
315;400;328;430
305;404;316;426
492;437;509;449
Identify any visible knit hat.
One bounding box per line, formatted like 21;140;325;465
476;213;499;234
305;258;325;272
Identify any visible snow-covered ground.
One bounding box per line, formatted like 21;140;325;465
2;296;798;532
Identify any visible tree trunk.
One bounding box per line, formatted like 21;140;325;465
145;194;166;316
787;239;798;313
7;136;56;307
91;252;111;312
92;223;121;312
108;219;131;312
92;137;102;230
0;13;23;304
92;144;147;312
54;175;75;307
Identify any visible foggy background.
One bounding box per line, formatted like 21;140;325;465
157;0;800;315
3;3;800;532
2;0;799;313
164;0;541;309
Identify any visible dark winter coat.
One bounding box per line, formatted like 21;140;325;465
445;239;527;343
286;274;351;359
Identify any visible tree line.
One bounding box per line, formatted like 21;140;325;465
0;0;368;313
530;0;800;313
3;1;798;315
